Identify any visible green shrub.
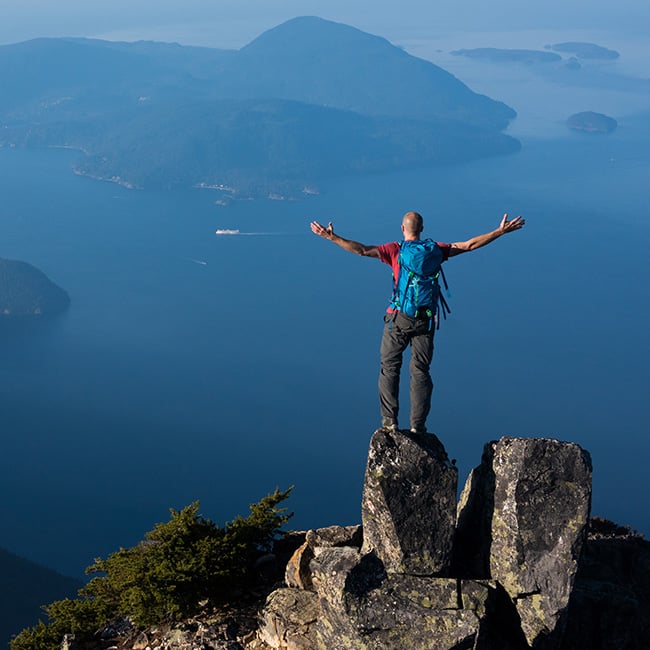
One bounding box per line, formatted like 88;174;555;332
10;621;59;650
11;488;293;650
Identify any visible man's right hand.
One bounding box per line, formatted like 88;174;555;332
498;213;525;234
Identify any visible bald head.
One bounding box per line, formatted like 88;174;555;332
402;211;423;240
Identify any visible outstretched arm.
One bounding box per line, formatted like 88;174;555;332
310;220;380;258
449;213;525;257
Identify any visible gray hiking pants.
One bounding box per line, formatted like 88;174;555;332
379;311;434;430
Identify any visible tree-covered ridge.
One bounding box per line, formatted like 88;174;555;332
10;489;292;650
0;17;519;196
224;17;515;129
0;259;70;317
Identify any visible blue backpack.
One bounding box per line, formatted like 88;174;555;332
389;239;451;326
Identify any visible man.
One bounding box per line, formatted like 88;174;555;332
310;211;525;433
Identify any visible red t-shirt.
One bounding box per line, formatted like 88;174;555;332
377;241;451;314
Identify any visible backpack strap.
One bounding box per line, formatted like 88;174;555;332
388;241;405;312
434;266;451;329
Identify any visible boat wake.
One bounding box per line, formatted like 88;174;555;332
215;229;287;236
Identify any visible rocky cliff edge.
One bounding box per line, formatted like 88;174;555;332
67;432;650;650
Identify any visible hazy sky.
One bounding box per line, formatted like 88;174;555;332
3;0;650;49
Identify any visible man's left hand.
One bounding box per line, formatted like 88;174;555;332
310;220;334;240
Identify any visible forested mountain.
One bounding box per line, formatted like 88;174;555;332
0;259;70;317
0;16;519;196
214;17;515;129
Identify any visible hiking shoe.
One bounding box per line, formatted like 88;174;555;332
410;426;427;434
380;417;398;432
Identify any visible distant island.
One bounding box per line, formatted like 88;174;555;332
450;48;561;64
549;42;620;60
0;258;70;317
0;17;520;198
567;111;618;133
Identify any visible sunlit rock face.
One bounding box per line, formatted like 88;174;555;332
361;429;458;575
455;437;592;648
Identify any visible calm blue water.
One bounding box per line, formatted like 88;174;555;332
1;123;649;578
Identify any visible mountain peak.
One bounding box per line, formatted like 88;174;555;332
233;16;514;128
242;15;391;52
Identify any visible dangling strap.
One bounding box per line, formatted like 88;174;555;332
434;267;451;330
440;266;450;295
